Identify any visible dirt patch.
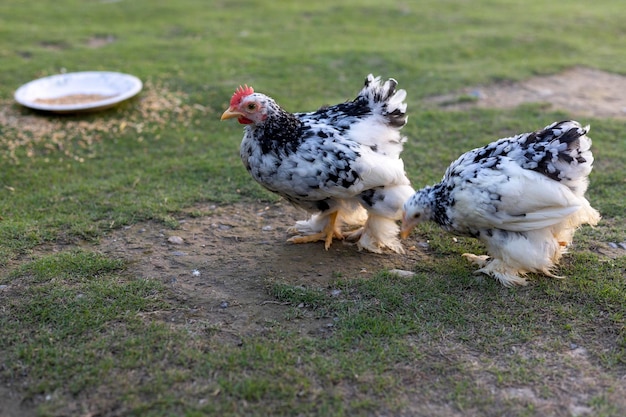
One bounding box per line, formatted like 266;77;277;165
39;41;69;51
99;201;427;340
425;67;626;119
86;35;116;48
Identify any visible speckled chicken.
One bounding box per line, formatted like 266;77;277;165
221;74;414;253
401;120;601;286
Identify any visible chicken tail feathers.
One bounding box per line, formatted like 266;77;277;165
509;120;594;195
538;120;589;146
360;74;408;129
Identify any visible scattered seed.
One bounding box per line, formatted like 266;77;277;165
34;93;116;105
1;80;210;164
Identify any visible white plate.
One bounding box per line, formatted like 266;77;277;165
14;71;143;113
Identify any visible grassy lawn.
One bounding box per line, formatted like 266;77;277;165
1;0;625;416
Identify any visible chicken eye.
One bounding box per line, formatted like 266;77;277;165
246;103;257;111
413;213;421;219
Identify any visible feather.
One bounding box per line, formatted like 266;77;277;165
222;74;414;253
402;120;600;286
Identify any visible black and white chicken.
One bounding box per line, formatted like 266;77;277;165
401;120;601;287
220;74;414;253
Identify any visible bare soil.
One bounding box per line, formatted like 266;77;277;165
99;201;427;340
425;66;626;119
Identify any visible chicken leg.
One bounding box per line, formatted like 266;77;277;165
287;211;341;250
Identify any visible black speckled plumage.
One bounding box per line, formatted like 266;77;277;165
402;120;601;286
223;74;415;253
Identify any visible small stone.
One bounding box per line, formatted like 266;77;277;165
192;269;201;277
618;242;626;250
330;289;342;297
608;242;618;249
452;237;458;243
468;89;486;99
171;251;187;256
388;269;416;278
418;242;430;249
168;236;184;245
570;405;593;417
0;285;8;290
219;301;229;309
262;225;273;231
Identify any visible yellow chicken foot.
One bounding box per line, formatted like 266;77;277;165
462;253;491;268
287;211;341;250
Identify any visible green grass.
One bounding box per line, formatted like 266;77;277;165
1;0;625;416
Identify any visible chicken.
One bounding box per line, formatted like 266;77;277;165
220;74;414;253
401;120;601;287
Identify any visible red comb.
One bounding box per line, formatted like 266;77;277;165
230;85;254;106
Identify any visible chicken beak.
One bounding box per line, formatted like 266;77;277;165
220;107;243;121
399;213;412;239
